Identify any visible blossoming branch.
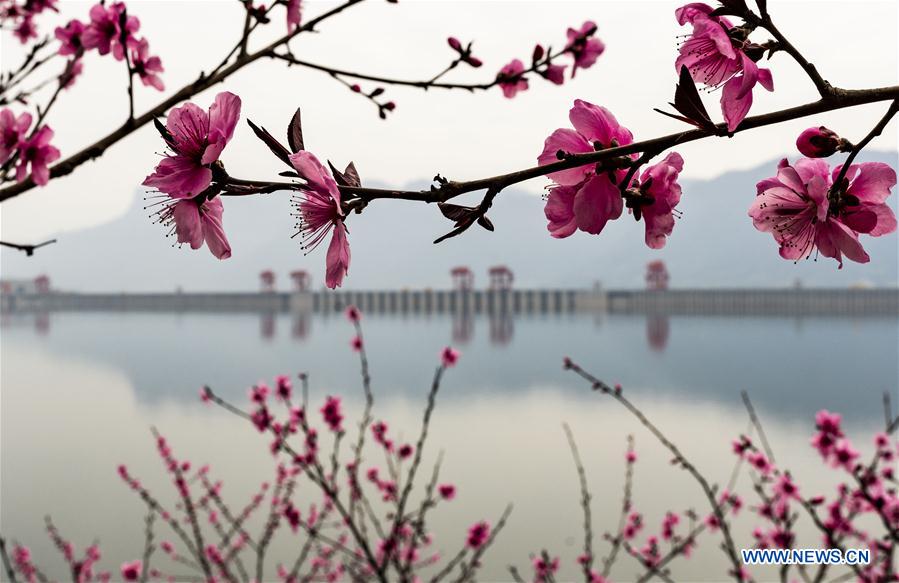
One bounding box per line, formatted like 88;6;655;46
133;0;897;288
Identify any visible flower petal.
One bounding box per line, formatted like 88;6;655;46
325;221;351;289
543;184;578;238
844;162;897;204
172;199;204;249
202;92;242;165
143;155;212;198
721;74;752;132
537;128;593;185
200;197;232;259
573;174;622;235
290;151;342;212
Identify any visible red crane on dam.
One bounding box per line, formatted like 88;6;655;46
290;270;310;292
450;266;474;291
488;265;514;291
646;260;669;291
260;270;276;293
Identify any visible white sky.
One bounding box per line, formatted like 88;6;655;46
0;0;897;241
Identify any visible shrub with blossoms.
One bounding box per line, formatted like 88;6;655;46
3;309;897;582
0;307;509;583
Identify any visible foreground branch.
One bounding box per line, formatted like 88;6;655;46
335;86;899;207
0;238;57;256
0;0;367;202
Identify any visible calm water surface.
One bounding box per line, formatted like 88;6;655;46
1;312;896;581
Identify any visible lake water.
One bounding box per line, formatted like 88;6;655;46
1;311;896;581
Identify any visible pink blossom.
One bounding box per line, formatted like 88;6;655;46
466;521;490;549
797;126;844;158
22;0;58;16
120;560;142;581
623;512;642;539
275;375;293;400
750;158;896;267
626;450;638;464
284;502;301;532
565;21;604;77
533;555;560;579
251;407;273;432
16;126;60;185
13;545;37;581
321;396;344;432
55;19;85;56
205;545;224;565
345;305;361;322
634;152;685;249
286;0;302;32
538;99;634;186
441;346;460;367
496;59;528;98
541;63;566;85
544;175;622;238
351;335;363;352
250;383;269;403
290;151;351;289
815;409;843;436
143;92;241;198
199;386;212;403
158;196;232;259
82;2;139;59
830;439;859;471
131;38;164;91
774;474;799;500
661;512;680;540
398;444;413;459
438;484;456;500
14;16;37;43
747;451;772;475
0;108;32;163
675;3;773;131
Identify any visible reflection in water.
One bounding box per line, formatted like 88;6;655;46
260;312;276;340
452;308;474;344
647;315;669;352
489;310;514;346
291;311;310;340
35;312;50;335
1;312;897;580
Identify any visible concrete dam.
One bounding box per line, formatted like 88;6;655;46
2;287;897;317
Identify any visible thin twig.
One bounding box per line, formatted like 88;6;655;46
564;360;745;582
563;424;594;582
0;536;19;583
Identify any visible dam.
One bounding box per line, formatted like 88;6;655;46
2;287;897;317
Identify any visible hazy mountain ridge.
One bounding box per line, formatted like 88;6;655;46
2;152;897;291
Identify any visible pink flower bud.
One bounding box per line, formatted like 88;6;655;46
120;560;142;582
796;126;844;158
441;346;459;368
447;36;463;52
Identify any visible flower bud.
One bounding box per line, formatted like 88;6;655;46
447;36;463;52
796;126;845;158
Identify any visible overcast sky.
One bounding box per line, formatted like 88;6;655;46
1;0;897;242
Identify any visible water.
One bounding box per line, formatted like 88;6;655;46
1;311;896;581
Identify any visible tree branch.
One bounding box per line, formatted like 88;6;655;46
0;0;368;202
0;238;57;256
831;99;899;188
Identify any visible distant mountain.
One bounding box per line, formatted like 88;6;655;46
2;152;897;291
